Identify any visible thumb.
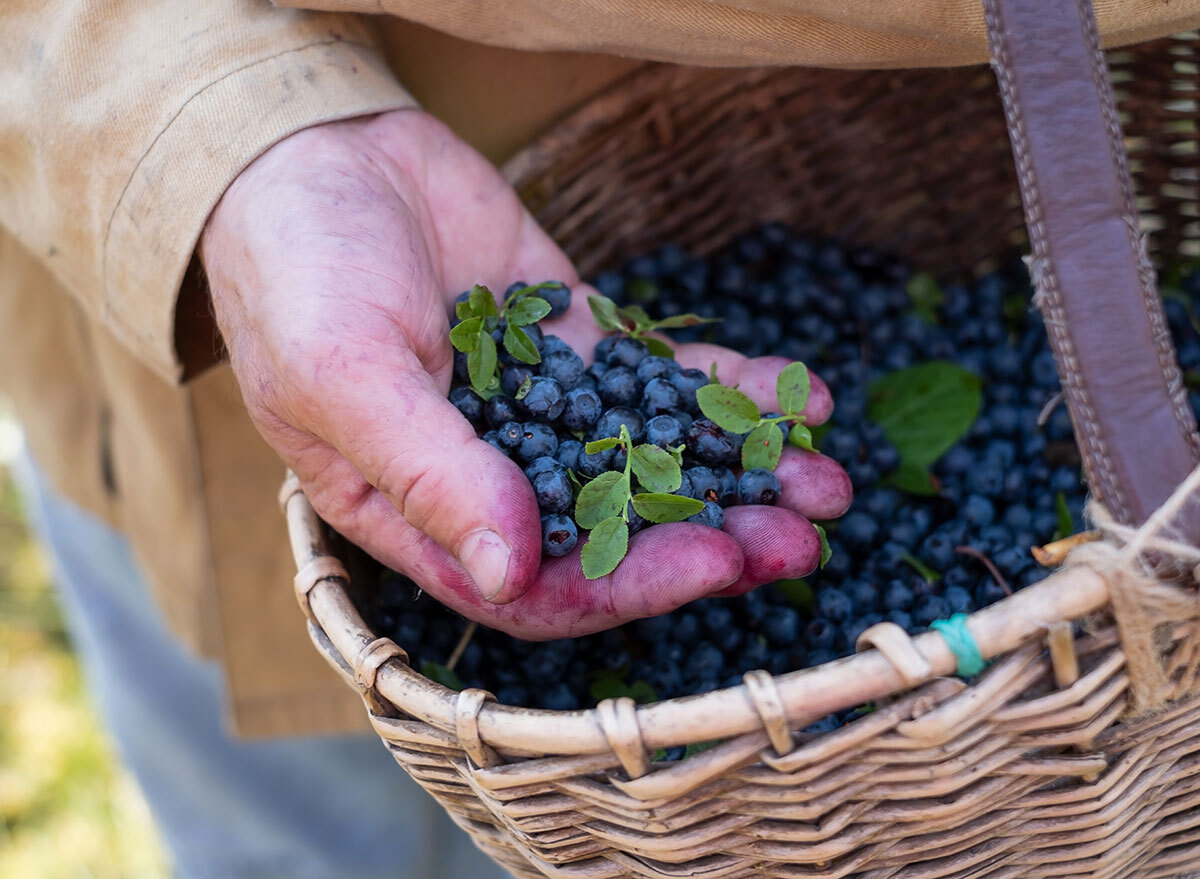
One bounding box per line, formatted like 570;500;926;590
319;355;542;605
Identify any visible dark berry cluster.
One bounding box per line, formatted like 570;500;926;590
448;281;811;578
362;223;1200;722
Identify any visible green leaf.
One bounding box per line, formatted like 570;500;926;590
617;304;653;329
815;524;832;570
455;301;475;321
467;331;497;394
644;337;676;359
627;279;659;303
421;661;464;691
776;362;811;416
709;362;721;385
695;384;761;433
885;462;941;495
567;469;583;492
788;422;814;451
900;552;940;583
742;422;784;471
506;296;552;326
651;312;720;330
468;284;499;318
575;471;629;530
588;296;623;332
683;740;721;758
906;273;943;324
449;317;482;352
588;671;658;704
584;436;624;454
631;492;706;523
503;324;541;364
868;361;982;481
1054;491;1075;541
775;578;814;611
630;445;682;493
581;516;629;579
514;376;534;401
668;444;685;466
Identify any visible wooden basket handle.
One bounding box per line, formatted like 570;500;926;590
983;0;1200;534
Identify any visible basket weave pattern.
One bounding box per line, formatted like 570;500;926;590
283;36;1200;879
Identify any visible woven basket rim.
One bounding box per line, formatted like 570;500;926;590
283;479;1115;757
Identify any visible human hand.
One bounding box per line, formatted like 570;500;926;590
201;110;851;639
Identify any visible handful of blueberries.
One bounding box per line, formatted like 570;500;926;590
447;281;802;578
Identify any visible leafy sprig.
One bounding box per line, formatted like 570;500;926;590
588;295;719;358
576;425;705;578
695;362;813;470
449;283;555;395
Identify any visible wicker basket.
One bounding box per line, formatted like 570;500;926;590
281;9;1200;879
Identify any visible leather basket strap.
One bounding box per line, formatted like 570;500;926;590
983;0;1200;534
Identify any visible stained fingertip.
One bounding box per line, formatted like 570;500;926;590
775;448;854;520
718;505;821;593
803;371;834;424
611;523;745;616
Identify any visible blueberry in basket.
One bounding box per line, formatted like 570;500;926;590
362;222;1200;718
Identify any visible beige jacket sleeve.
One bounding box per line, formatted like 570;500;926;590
0;0;416;383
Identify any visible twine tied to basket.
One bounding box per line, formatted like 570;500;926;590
1065;464;1200;714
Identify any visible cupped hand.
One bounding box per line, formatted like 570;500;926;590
201;109;851;640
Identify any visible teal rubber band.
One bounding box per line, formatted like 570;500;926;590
930;614;986;677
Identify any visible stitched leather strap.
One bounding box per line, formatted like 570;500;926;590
983;0;1200;533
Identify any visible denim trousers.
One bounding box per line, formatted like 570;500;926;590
13;449;509;879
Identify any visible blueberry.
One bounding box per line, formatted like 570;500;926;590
540;349;585;389
886;609;915;632
920;531;957;570
636;355;680;384
685;466;720;502
562;387;603;432
598;366;643;408
838;511;879;550
481;429;507;455
606;337;649;369
645;414;684;449
737;468;781;505
690;642;725;679
962;494;995;528
967;464;1005;498
524;456;562;480
500;364;536;397
687;500;725;528
804;618;838;650
484;395;522;427
883;579;914;611
540;334;571;356
625;500;649;534
531;467;573;513
497;421;524;450
449;386;484;425
516;422;558;464
686;419;737;465
519;376;566;421
913;595;951;627
585;361;609;384
642;377;682;416
539;281;572;318
712;466;738;506
974;579;1010;607
593;336;619;364
846;578;879;613
669;368;709;413
764;607;800;644
817;588;853;622
578;446;616;478
541;514;578;556
943;585;974;614
495;685;529;706
593;407;646;444
540;682;579;710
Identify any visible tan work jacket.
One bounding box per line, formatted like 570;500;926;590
2;0;1196;737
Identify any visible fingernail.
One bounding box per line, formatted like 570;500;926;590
456;528;512;601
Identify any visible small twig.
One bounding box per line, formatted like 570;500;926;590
955;545;1013;595
1031;530;1101;568
1037;391;1065;427
446;621;478;672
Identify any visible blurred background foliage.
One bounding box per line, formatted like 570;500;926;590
0;443;170;879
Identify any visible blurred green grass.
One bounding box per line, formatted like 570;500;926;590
0;463;170;879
